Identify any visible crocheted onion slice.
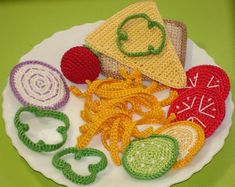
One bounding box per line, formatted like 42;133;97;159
156;121;205;168
177;65;230;100
122;135;179;180
10;60;69;109
168;88;225;138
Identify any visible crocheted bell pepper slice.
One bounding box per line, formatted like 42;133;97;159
156;121;205;169
10;60;69;110
117;13;166;57
52;147;107;185
168;88;225;138
177;65;230;100
85;1;186;89
14;106;70;152
122;135;178;180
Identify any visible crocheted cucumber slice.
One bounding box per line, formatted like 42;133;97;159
122;135;178;180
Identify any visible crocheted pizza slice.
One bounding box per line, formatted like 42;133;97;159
10;60;69;109
122;135;179;180
168;88;225;138
99;19;188;80
177;65;230;100
156;121;205;168
85;1;186;88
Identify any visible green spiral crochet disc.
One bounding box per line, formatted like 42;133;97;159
122;135;179;180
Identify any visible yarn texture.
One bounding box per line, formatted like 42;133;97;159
14;106;70;152
85;1;186;88
177;65;230;100
122;135;179;180
61;46;101;84
156;121;205;168
52;147;107;185
168;88;225;138
10;60;69;110
116;13;166;57
70;69;178;165
99;19;187;80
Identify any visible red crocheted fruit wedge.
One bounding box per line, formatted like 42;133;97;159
168;88;225;138
177;65;230;100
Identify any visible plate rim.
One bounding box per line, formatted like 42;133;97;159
2;20;234;187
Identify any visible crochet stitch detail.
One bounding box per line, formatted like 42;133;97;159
85;1;186;88
99;19;187;80
177;65;230;101
156;121;205;168
60;46;101;84
168;88;225;138
14;106;70;152
116;13;166;56
9;60;69;110
122;135;179;179
52;147;107;185
70;69;178;165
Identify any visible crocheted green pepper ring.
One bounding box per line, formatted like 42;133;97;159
52;147;108;185
116;13;166;57
14;106;70;152
122;134;179;180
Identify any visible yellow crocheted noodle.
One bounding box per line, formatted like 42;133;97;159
70;69;178;165
85;1;186;88
156;121;205;169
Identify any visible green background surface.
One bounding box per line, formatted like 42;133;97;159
0;0;234;186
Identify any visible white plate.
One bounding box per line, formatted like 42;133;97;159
2;21;234;187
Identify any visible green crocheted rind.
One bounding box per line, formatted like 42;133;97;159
52;147;108;185
122;134;179;180
116;13;166;57
14;106;70;152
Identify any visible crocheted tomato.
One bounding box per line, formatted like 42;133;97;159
177;65;230;100
168;88;225;138
61;46;101;84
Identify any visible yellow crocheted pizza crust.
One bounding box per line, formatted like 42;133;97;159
156;121;205;168
85;1;186;88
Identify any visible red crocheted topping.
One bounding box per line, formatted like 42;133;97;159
177;65;230;100
168;88;225;138
60;46;101;84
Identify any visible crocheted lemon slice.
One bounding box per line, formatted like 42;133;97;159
156;121;205;168
122;135;179;180
85;1;186;88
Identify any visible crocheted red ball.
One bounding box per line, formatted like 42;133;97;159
61;46;101;84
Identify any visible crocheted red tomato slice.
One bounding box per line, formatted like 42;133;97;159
168;88;225;138
177;65;230;100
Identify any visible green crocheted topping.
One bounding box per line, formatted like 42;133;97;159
14;106;70;152
116;13;166;57
52;147;108;185
122;135;179;180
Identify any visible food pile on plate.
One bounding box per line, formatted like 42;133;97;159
9;1;230;185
